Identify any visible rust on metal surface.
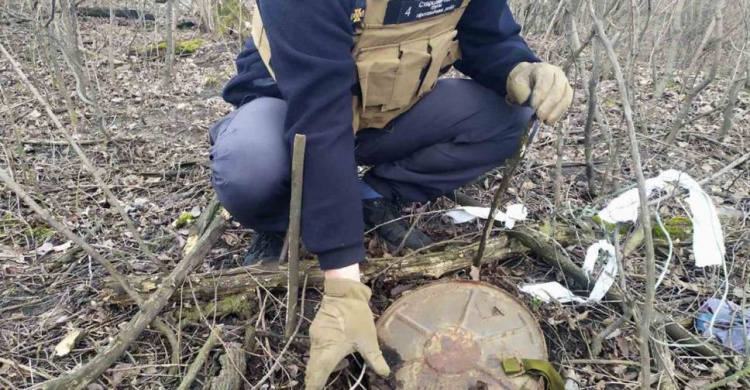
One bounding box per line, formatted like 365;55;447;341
376;281;547;390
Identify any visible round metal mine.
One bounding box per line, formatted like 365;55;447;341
376;281;547;389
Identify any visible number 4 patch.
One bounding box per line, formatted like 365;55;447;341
384;0;463;25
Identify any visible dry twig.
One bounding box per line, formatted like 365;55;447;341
588;3;658;386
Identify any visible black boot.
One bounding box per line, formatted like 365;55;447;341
243;231;285;266
363;198;432;252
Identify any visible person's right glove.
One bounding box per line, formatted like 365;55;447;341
305;278;391;389
506;62;573;126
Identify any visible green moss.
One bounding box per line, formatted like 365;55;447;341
175;39;204;55
23;226;54;240
180;294;255;324
665;81;679;90
204;74;220;87
652;217;692;240
174;212;195;228
136;39;204;57
591;215;629;234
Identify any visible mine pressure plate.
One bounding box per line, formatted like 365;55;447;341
376;281;547;389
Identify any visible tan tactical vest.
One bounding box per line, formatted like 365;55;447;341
252;0;471;131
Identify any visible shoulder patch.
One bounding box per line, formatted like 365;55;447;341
384;0;463;25
351;0;366;27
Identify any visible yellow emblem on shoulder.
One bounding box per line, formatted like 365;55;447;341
351;8;365;23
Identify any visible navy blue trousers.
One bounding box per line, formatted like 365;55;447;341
209;79;533;232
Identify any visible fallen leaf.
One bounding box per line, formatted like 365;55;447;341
55;329;83;356
35;242;54;256
27;109;41;119
616;336;630;357
53;241;73;253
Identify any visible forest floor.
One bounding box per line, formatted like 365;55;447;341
1;8;749;390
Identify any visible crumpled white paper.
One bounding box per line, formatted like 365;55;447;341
520;240;617;303
445;204;528;229
597;169;724;267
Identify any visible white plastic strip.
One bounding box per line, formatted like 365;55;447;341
597;169;724;267
445;204;528;229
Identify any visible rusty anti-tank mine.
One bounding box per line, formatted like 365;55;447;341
375;281;547;389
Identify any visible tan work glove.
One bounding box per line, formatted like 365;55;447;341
506;62;573;126
305;278;390;389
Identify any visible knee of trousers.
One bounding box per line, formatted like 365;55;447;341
211;157;289;227
449;81;535;144
209;99;290;228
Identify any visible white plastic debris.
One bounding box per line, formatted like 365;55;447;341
519;282;586;304
520;240;618;304
583;240;618;302
597;169;724;267
445;204;528;228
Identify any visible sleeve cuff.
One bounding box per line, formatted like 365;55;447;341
317;243;365;271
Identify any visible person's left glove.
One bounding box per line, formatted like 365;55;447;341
305;278;390;389
506;62;573;126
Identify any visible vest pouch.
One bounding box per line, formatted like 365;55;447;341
356;46;401;108
440;39;462;70
418;29;459;97
385;39;431;110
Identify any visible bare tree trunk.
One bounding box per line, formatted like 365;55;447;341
665;0;724;145
164;0;174;87
718;70;745;141
198;0;215;32
107;0;115;84
56;0;111;140
653;0;684;99
41;28;77;125
683;15;717;93
588;1;658;388
584;40;601;198
554;124;565;209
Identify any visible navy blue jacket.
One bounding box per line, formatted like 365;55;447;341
222;0;538;270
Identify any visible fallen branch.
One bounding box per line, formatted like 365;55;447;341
36;205;227;390
104;226;571;305
177;326;222;390
76;7;155;21
210;343;246;390
0;357;54;380
151;318;181;376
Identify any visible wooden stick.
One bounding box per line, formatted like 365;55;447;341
0;358;54;380
177;326;221;390
473;119;536;272
286;134;306;338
